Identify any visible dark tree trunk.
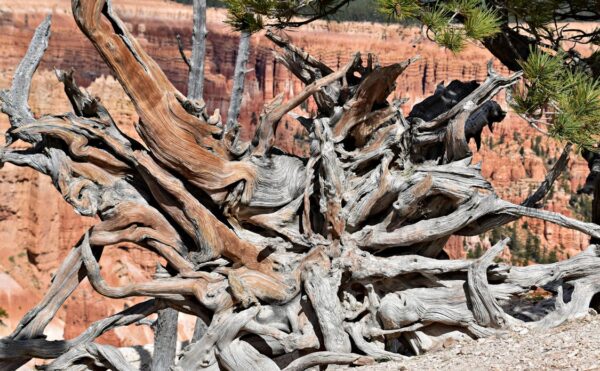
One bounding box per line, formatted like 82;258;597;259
482;25;534;72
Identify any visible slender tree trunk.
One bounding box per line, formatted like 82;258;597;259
190;28;250;342
225;31;250;134
189;0;210;342
155;0;208;362
151;307;179;371
191;318;207;343
152;261;179;369
187;0;207;100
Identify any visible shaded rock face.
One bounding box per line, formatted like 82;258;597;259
0;0;593;346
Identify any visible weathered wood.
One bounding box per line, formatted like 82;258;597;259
416;62;522;131
175;307;259;370
332;57;418;142
188;0;208;100
283;351;374;371
3;10;600;370
443;101;474;163
252;53;364;157
192;317;208;343
460;143;572;236
152;308;179;371
338;248;471;281
176;34;192;70
344;321;406;361
467;238;519;328
225;31;250;137
0;241;101;370
165;0;210;358
219;339;280;371
0;15;50;136
42;343;135;371
72;0;257;200
303;259;352;353
0;300;158;360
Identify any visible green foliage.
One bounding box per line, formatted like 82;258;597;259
221;0;392;31
214;0;502;44
502;0;559;29
486;222;559;266
512;49;565;116
512;49;600;151
461;6;502;40
466;242;484;258
175;0;392;23
531;135;543;156
419;6;449;32
0;307;6;327
552;72;600;149
569;193;593;222
225;0;267;32
322;0;392;22
435;27;466;51
512;130;522;144
377;0;420;20
377;0;500;52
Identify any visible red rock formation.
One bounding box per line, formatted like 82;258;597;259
0;0;594;348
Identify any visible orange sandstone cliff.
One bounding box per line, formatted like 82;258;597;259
0;0;595;347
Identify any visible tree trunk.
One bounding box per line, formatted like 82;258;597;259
588;69;600;245
592;175;600;244
187;0;207;101
152;308;179;371
225;31;250;135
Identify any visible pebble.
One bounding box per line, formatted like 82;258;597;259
518;328;529;335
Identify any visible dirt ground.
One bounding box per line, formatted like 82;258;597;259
353;313;600;370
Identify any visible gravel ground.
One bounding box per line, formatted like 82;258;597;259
354;313;600;370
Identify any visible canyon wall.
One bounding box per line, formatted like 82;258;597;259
0;0;595;353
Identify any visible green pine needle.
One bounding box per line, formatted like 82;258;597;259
421;7;451;32
377;0;420;20
435;27;466;51
443;0;480;14
513;48;600;151
463;7;501;40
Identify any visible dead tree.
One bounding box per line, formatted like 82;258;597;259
188;0;208;101
2;2;600;369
